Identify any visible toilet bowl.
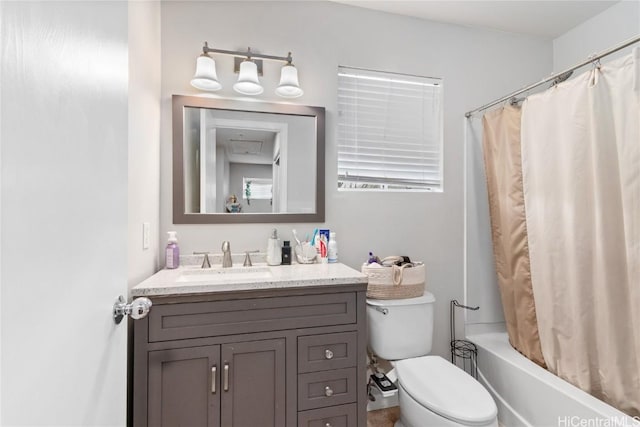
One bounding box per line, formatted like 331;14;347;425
394;356;498;427
366;293;498;427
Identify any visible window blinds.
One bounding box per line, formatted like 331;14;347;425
242;177;272;200
337;66;443;191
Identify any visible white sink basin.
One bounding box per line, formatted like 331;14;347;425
176;266;273;284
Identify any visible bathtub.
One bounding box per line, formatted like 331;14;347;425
468;332;640;427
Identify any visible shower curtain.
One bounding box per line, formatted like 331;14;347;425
481;47;640;416
520;49;640;416
482;106;546;367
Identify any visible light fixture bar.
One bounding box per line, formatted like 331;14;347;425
192;42;303;98
202;42;292;64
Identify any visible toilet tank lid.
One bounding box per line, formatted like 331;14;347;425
395;356;497;425
366;292;435;307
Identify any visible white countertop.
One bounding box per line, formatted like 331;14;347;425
131;262;368;297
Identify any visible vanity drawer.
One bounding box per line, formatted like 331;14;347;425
297;403;357;427
298;332;358;373
298;368;358;411
148;293;356;342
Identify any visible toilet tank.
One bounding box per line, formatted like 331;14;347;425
366;293;435;360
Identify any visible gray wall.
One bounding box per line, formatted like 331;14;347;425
464;0;639;335
464;117;506;334
160;1;552;358
128;1;161;289
553;1;640;70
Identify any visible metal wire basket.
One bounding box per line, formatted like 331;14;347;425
450;300;479;379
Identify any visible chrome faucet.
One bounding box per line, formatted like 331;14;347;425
222;241;232;268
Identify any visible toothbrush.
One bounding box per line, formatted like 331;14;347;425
292;229;302;246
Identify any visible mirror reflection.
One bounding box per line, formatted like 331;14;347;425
174;96;324;223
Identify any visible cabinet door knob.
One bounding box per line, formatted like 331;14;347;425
324;349;334;360
324;386;334;397
325;423;332;427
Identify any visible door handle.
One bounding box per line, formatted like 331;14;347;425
223;363;229;391
113;296;152;325
211;366;217;394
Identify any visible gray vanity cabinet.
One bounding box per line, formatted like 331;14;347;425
220;339;286;427
148;346;221;427
146;339;285;427
133;285;367;427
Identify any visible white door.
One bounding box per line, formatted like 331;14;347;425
1;2;129;426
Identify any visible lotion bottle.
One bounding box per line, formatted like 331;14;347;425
267;228;282;266
328;232;338;263
166;231;180;269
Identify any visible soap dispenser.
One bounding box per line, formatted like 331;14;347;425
165;231;180;269
267;228;282;266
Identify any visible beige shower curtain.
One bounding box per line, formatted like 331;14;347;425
482;106;546;367
521;49;640;416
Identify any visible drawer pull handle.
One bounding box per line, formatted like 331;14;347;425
211;366;217;394
324;386;334;397
324;349;334;360
325;423;332;427
224;363;229;391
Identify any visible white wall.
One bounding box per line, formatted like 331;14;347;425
160;1;552;358
128;1;161;289
464;0;640;335
553;0;640;71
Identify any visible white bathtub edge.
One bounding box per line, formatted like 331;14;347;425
467;332;639;426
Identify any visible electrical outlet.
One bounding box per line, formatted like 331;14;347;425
142;222;150;250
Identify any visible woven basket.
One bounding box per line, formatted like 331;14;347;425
362;263;426;299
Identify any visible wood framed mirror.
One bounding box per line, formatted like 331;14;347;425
172;95;325;224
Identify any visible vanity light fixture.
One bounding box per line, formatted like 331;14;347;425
190;42;304;98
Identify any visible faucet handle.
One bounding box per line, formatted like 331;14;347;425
243;250;260;267
193;251;212;269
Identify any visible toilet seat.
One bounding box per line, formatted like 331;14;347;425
395;356;497;426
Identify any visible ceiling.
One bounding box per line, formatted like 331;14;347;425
330;0;620;38
216;127;276;165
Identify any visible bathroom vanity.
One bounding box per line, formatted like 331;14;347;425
131;263;368;427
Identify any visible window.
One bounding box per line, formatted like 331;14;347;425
337;66;443;191
242;177;272;200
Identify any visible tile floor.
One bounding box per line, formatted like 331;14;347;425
367;407;505;427
367;406;400;427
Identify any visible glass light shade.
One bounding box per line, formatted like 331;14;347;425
191;54;222;91
233;60;264;95
275;64;304;98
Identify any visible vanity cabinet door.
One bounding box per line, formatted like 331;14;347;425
220;339;286;427
148;346;221;427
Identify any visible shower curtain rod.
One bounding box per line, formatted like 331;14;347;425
465;34;640;118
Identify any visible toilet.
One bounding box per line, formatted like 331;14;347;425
367;293;498;427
